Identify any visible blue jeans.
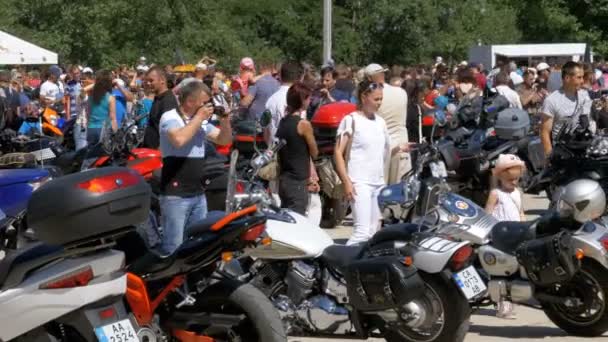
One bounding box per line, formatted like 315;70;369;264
159;194;208;256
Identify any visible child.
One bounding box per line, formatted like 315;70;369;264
485;153;526;319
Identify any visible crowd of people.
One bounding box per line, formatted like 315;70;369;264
2;55;608;259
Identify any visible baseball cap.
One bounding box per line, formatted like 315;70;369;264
136;65;149;72
139;56;147;62
458;61;468;67
195;62;208;71
363;63;388;77
49;65;62;78
82;67;93;74
536;62;550;72
240;57;255;71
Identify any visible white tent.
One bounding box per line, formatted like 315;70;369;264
0;30;58;65
469;43;589;69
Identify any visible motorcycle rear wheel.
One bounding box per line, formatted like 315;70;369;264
542;261;608;337
383;273;470;342
178;280;286;342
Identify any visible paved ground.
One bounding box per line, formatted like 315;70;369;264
291;192;608;341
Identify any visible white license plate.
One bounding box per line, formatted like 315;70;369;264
430;161;448;178
453;266;487;299
94;319;138;342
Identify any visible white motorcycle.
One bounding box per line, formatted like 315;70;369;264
223;147;480;342
0;167;150;342
379;141;608;337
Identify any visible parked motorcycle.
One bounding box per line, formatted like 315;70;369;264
2;166;285;341
225;145;475;342
379;141;608;337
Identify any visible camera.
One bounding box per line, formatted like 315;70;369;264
214;105;226;117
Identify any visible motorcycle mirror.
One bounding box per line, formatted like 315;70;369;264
260;110;272;128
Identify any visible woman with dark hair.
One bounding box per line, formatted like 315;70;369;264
455;68;484;127
87;69;117;144
276;82;319;215
335;79;412;245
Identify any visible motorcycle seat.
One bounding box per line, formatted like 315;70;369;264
321;244;365;272
368;223;429;247
127;251;175;275
490;221;536;255
0;242;63;289
186;211;227;238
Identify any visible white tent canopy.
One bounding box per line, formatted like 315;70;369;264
469;43;589;70
0;31;58;65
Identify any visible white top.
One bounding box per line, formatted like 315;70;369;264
495;85;522;109
336;112;391;185
378;84;408;145
491;188;522;222
39;80;64;101
265;85;290;144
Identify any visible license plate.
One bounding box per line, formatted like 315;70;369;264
430;161;448;178
94;319;138;342
453;266;487;299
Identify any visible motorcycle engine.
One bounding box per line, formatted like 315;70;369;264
260;261;352;334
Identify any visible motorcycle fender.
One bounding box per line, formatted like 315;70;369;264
572;223;608;269
411;237;470;274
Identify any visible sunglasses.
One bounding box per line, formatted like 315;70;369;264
367;82;383;91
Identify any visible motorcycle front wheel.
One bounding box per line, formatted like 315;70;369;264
383;273;471;342
176;279;286;342
542;261;608;337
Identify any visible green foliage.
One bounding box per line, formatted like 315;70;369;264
0;0;605;69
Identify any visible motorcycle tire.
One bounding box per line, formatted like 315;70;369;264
541;260;608;337
384;273;470;342
181;280;286;342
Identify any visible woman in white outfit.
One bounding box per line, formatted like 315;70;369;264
334;80;412;245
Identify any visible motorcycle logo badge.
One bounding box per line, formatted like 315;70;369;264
455;201;469;210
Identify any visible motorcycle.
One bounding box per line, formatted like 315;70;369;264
379;140;608;337
438;95;544;205
526;121;608;206
224;144;475;342
4;166;286;341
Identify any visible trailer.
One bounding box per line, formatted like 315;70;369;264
469;43;590;69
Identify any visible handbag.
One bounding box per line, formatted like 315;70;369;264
333;114;356;197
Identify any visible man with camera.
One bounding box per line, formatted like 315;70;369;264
157;81;232;256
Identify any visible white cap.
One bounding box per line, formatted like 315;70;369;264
136;65;149;72
363;63;388;77
459;61;468;67
82;67;93;74
536;62;550;72
139;56;147;61
436;56;443;63
195;62;208;71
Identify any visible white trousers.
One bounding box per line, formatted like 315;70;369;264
347;182;383;245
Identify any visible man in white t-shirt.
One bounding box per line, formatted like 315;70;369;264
39;65;64;109
265;62;303;145
364;63;410;184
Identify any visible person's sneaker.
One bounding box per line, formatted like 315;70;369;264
496;299;517;319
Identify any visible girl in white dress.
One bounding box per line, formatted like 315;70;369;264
485;153;526;319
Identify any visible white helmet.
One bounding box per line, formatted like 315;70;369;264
557;179;606;223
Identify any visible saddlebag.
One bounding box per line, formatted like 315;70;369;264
345;256;425;311
516;232;580;287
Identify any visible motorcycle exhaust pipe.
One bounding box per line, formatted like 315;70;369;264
535;292;582;307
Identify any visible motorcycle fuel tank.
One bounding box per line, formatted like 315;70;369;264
251;210;335;259
437;193;498;245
